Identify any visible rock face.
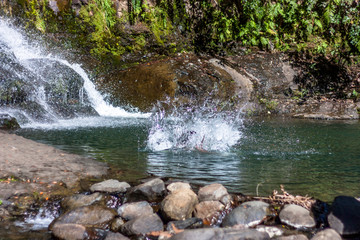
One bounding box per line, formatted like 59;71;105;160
169;228;270;240
328;196;360;235
117;201;153;220
197;183;231;204
311;228;341;240
120;213;163;236
194;201;225;219
50;205;116;230
279;204;316;229
126;178;166;202
161;188;198;221
222;201;269;227
90;179;130;193
61;192;104;211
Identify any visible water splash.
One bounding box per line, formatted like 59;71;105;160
147;103;242;152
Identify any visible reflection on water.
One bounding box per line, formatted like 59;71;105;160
17;117;360;202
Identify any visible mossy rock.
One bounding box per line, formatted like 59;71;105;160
0;114;20;129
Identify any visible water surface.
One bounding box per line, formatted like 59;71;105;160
16;117;360;202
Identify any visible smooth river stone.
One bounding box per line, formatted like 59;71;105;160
311;228;341;240
221;201;269;227
328;196;360;235
120;213;163;236
117;201;153;220
279;204;315;229
90;179;130;193
198;183;230;204
127;178;166;202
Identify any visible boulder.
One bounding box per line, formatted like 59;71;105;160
105;232;130;240
194;201;225;220
50;205;116;230
328;196;360;235
275;235;308;240
90;179;130;193
167;182;191;193
120;213;163;236
117;201;153;220
126;178;166;202
279;204;315;229
0;114;20;130
311;228;341;240
222;201;269;227
198;183;231;205
169;228;270;240
166;218;203;232
61;192;104;211
161;189;198;221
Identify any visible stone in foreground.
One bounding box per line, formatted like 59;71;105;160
120;213;163;236
105;232;130;240
161;188;198;221
169;228;270;240
328;196;360;235
222;201;269;227
126;178;166;202
61;192;104;211
279;204;315;229
275;235;308;240
90;179;130;193
166;218;203;232
117;201;153;220
311;228;341;240
194;200;225;220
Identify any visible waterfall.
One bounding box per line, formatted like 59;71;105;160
0;18;149;128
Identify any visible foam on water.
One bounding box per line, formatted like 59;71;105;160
147;105;242;152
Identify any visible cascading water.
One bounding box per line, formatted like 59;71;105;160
0;18;149;128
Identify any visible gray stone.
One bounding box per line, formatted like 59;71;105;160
161;188;198;221
169;228;270;240
110;218;125;232
120;213;163;236
105;232;130;240
275;235;308;240
194;200;225;219
127;178;166;202
90;179;130;193
61;192;104;211
222;201;269;227
51;223;86;240
166;218;203;232
50;205;116;230
279;204;315;229
328;196;360;235
311;229;341;240
167;182;191;193
117;201;153;220
198;183;230;205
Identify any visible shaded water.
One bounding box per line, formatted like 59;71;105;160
17;117;360;202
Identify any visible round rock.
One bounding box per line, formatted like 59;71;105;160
194;200;225;219
221;201;269;227
276;235;308;240
127;178;166;202
61;192;104;211
90;179;130;193
120;213;163;236
117;201;153;220
279;204;315;229
161;188;198;221
167;182;191;193
198;183;230;204
311;228;341;240
105;232;130;240
328;196;360;235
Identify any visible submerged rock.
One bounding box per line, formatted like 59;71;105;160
117;201;153;220
90;179;130;193
222;201;269;227
328;196;360;235
120;213;163;236
279;204;315;229
169;228;270;240
126;178;166;202
161;188;198;221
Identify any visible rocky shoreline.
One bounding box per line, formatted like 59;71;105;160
0;131;359;240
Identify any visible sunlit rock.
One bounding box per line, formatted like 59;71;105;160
161;189;198;221
279;204;315;229
117;201;153;220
